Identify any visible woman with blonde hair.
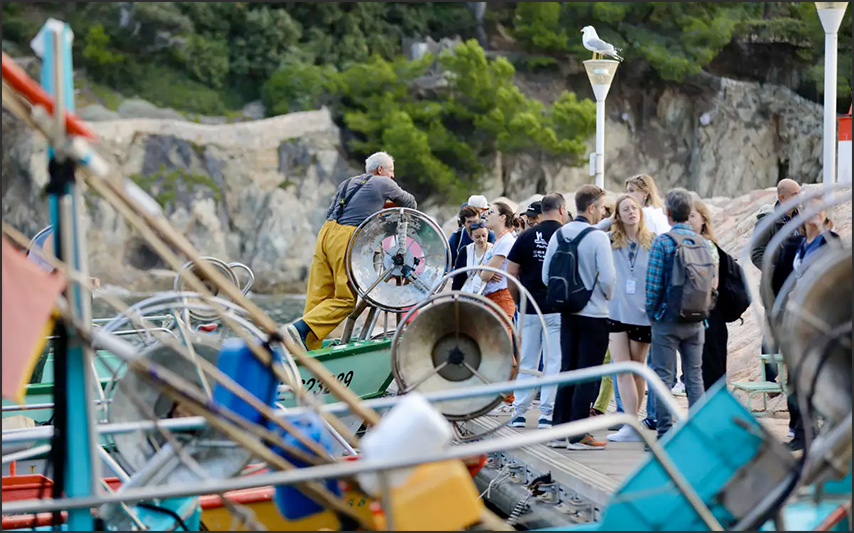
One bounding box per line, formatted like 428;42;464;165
687;194;731;392
605;195;656;442
625;174;671;235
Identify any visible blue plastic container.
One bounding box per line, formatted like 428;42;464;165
212;338;280;425
271;412;341;520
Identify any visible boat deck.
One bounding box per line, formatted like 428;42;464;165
464;393;792;529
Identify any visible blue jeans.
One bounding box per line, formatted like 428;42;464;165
650;321;705;437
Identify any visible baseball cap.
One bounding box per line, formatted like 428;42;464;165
524;201;542;217
466;195;490;210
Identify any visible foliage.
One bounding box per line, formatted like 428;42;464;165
327;40;596;200
262;61;335;116
81;24;127;86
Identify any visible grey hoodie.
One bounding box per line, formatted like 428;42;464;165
541;219;616;318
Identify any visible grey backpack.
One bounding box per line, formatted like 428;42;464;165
665;232;716;323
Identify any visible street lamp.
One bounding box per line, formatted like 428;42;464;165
815;2;849;186
584;59;619;189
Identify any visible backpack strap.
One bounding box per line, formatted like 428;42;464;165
333;173;374;221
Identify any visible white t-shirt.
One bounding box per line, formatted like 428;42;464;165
642;206;672;235
483;231;516;295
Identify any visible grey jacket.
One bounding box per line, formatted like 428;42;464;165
542;219;616;319
326;173;417;227
749;202;800;272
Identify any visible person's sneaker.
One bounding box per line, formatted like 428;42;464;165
284;323;309;352
641;418;657;431
671;382;686;395
538;417;553;429
488;404;513;416
607;425;642;442
509;415;527;428
566;434;607;450
787;437;804;452
787;429;795;439
547;438;568;449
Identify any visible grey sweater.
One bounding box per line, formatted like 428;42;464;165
326;174;417;227
541;220;616;318
609;241;651;326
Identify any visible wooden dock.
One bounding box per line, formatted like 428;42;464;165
463;392;791;529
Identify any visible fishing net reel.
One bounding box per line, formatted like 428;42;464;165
752;184;852;489
98;292;301;486
391;291;518;423
173;257;254;322
340;208;451;342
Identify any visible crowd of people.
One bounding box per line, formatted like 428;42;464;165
287;150;837;453
450;174;838;451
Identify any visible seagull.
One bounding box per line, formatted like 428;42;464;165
581;26;623;62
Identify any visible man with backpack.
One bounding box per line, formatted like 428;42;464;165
541;185;615;450
645;188;718;439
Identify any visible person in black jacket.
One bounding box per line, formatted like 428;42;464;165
449;205;495;269
687;197;730;391
749;179;801;383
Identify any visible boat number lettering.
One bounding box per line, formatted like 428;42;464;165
301;371;354;394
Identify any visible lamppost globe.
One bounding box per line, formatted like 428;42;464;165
814;2;849;186
584;59;620;189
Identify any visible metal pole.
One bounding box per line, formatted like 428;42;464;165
38;20;98;531
595;98;606;188
823;28;838;187
0;413;724;530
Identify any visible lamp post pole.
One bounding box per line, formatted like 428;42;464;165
815;2;849;186
584;60;619;189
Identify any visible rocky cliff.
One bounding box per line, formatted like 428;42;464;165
1;107;358;293
0;71;830;293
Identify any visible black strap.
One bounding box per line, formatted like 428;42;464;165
559;225;597;246
334;173;373;221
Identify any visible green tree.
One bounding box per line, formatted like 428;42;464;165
262;61;335;116
81;24;128;85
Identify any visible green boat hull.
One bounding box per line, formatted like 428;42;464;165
2;339;393;425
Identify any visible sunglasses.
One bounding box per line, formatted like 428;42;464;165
469;222;487;230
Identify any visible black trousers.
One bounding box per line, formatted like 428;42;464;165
701;311;728;392
552;314;611;426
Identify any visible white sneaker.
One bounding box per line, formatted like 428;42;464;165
787;429;795;438
671;382;686;395
607;424;643;442
547;438;568;449
488;404;513;416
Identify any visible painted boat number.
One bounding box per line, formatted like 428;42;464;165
301;371;354;395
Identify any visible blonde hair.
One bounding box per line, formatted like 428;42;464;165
690;193;718;244
611;195;655;251
625;174;663;209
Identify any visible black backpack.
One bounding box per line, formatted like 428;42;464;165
664;232;717;323
715;246;751;323
545;227;598;314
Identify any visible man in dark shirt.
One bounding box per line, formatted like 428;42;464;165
504;193;570;429
286;152;417;351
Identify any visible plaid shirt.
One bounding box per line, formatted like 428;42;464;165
645;223;716;322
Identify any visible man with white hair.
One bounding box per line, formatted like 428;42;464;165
286;151;417;351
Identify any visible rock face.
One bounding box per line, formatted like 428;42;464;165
1;107;358;293
505;73;824;200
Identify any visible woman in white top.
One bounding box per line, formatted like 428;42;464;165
606;195;655;442
597;174;671;236
480;201;518;319
460;222;493;294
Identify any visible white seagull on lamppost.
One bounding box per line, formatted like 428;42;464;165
581;26;623;61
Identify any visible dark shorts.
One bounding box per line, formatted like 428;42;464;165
608;319;652;344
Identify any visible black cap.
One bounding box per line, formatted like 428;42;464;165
524;201;542;217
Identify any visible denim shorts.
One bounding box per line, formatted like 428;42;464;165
607;319;652;344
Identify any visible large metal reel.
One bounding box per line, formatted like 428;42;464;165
106;333;252;484
776;245;852;425
391;292;517;421
173;257;254;321
346;208;451;312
